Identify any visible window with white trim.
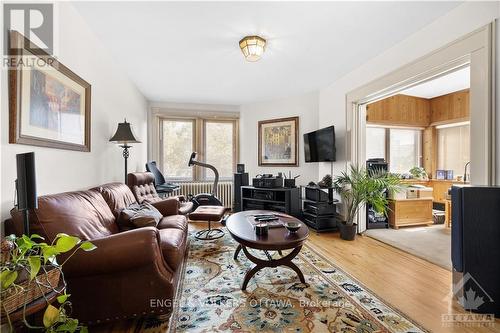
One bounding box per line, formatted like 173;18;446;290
159;117;238;181
366;126;422;174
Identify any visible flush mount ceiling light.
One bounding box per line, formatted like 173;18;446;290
239;35;266;62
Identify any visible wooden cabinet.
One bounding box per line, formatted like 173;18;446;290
366;94;430;127
388;198;433;229
430;89;469;124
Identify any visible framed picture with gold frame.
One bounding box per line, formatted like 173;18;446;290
8;30;91;152
258;116;299;166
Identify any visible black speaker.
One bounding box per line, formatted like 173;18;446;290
16;152;37;235
451;186;500;316
233;172;249;212
16;152;37;210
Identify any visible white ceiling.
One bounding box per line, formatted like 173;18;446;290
73;1;462;105
400;67;470;98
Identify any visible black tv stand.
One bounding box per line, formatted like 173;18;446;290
240;186;300;217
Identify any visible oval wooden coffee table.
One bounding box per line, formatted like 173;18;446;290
226;210;309;291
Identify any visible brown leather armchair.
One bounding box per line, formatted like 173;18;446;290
8;183;188;324
128;172;194;215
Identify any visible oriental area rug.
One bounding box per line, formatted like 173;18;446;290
138;232;428;333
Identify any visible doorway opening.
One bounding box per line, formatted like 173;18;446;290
345;24;495;269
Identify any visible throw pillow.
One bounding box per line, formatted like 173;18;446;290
117;202;163;230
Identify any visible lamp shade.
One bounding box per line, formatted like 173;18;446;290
109;119;141;144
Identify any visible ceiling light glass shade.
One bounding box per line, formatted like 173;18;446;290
239;35;266;62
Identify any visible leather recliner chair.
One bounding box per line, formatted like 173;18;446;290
128;172;194;215
8;182;188;325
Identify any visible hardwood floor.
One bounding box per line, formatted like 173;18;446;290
95;221;499;333
306;230;500;333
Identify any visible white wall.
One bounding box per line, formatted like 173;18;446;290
240;91;320;186
496;19;500;185
318;1;500;179
0;2;148;221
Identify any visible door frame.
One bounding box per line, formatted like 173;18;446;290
346;23;496;232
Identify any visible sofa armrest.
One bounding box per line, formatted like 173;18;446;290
172;195;186;202
150;197;179;216
63;227;169;277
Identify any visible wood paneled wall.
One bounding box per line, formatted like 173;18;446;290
366;89;469;127
366;95;430;127
422;126;437;177
429;89;469;124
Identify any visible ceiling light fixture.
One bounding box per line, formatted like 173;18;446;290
239;35;266;62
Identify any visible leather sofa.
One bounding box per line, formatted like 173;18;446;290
128;172;194;215
7;182;188;324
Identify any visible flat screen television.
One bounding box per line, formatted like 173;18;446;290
304;126;336;162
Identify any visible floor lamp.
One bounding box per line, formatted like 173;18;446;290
110;119;141;184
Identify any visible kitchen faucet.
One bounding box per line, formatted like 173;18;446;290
464;161;471;183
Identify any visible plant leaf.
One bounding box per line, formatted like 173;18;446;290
55;235;81;253
79;241;97;252
42;246;60;264
28;256;41;280
79;326;89;333
0;270;18;289
56;318;79;332
30;234;45;240
57;293;70;304
43;304;60;328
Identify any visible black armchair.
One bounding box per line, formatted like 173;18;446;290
145;161;180;197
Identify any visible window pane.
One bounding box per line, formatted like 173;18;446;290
366;127;386;160
162;120;193;179
389;129;421;174
205;122;234;179
437;125;470;179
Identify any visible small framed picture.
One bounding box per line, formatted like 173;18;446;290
436;170;446;180
446;170;454;180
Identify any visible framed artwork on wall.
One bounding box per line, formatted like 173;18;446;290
8;30;91;152
258;116;299;166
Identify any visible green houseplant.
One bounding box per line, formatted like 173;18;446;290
409;166;428;180
0;233;96;332
333;165;403;240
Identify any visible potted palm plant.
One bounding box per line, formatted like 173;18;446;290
333;165;402;240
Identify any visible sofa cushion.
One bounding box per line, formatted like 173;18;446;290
93;183;137;217
159;228;187;270
28;190;118;241
189;205;226;221
158;215;188;231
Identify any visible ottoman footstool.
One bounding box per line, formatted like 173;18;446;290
189;206;226;240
